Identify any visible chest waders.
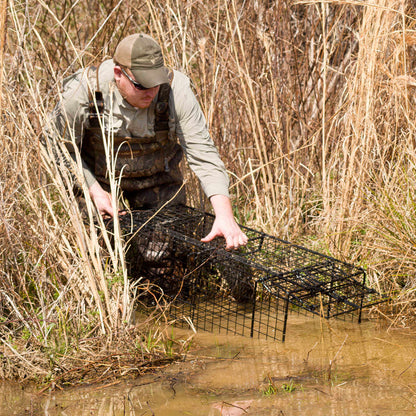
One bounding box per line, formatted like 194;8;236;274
81;65;185;209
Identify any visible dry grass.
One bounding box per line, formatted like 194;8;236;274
2;0;416;383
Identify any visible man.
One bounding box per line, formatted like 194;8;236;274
49;33;247;250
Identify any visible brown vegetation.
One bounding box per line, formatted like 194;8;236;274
1;0;416;383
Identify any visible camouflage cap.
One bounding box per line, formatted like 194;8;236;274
113;33;169;88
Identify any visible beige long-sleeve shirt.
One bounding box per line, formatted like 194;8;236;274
51;59;229;198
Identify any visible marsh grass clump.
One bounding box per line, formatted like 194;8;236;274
261;376;302;397
2;0;416;384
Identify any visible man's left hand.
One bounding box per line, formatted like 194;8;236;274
201;195;248;250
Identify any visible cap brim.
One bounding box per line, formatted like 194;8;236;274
130;66;169;88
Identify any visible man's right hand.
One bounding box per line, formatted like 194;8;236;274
88;181;116;218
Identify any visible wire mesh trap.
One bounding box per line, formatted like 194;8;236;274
107;205;387;341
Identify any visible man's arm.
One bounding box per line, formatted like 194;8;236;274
44;71;95;188
172;72;248;248
45;68;123;219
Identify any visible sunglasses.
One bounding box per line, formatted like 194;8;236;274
120;68;150;90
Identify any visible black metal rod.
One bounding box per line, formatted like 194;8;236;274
358;269;366;324
282;296;290;342
250;281;258;338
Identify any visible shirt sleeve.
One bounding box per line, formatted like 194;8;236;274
45;70;98;188
170;71;230;198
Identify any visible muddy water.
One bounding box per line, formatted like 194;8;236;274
1;315;416;416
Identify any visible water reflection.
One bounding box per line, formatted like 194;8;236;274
1;315;416;415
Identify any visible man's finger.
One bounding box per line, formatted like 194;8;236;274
201;231;216;243
224;235;236;250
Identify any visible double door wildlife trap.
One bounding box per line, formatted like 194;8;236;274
108;205;386;342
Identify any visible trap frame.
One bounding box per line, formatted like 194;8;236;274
109;205;387;341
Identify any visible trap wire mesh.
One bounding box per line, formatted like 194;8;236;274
108;205;387;341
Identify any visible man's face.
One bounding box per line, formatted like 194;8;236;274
114;66;160;109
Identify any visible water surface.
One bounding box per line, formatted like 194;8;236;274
1;314;415;415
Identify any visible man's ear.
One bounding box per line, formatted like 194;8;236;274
114;65;122;81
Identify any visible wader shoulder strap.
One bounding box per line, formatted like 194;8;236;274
87;64;104;128
154;70;173;132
